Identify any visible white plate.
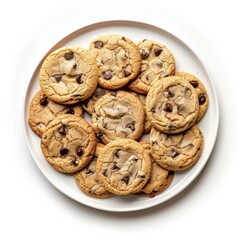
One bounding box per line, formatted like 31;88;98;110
23;20;219;212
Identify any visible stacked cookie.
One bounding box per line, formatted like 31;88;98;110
29;34;208;199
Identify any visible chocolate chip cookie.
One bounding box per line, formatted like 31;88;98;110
175;72;208;122
89;34;141;89
92;91;145;144
96;139;151;195
128;39;175;94
150;125;204;171
146;76;199;134
74;143;112;198
39;46;98;104
41;115;96;173
82;87;113;115
28;90;83;137
135;142;174;197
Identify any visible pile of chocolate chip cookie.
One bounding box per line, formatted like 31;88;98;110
28;34;208;198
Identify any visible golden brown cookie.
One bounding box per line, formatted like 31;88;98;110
41;115;96;173
128;39;175;94
28;90;83;137
135;142;174;198
175;72;208;122
89;34;141;89
39;46;98;104
74;143;112;198
92;91;145;144
150;125;204;171
96;139;151;195
146;76;199;134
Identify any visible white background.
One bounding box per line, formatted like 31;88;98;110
1;0;239;239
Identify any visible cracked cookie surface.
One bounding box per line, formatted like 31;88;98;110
150;125;204;171
146;76;199;134
89;34;141;89
135;142;174;197
175;72;208;122
128;39;175;94
74;143;111;198
92;91;145;144
82;87;114;115
39;46;98;104
96;139;151;195
41;115;96;173
28;90;83;137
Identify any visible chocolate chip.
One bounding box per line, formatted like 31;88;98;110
103;123;108;129
141;49;149;59
121;176;129;184
154;48;162;56
60;148;69;156
112;163;120;170
76;146;84;157
102;169;107;176
58;124;66;135
53;74;62;82
143;39;147;42
169;123;177;130
65;108;75;114
151;109;156;113
39;96;48;106
124;69;131;77
190;80;199;88
94;41;103;48
71;158;79;166
64;51;74;60
164;103;173;112
73;64;77;69
76;74;83;84
103;71;112;80
122;36;126;41
199;93;206;105
170;148;180;158
132;157;138;162
127;122;135;131
96;132;103;141
86;168;94;175
167;89;174;97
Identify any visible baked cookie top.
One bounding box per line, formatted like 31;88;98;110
82;87;113;115
150;125;204;171
175;72;208;122
74;143;111;199
96;139;151;195
92;91;145;144
41;115;96;173
146;76;199;134
135;142;174;198
39;46;98;104
128;39;175;94
28;90;83;137
89;34;141;89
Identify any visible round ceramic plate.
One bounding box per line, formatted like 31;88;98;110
24;20;219;212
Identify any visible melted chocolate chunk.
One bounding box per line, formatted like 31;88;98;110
164;103;173;112
73;64;77;69
39;96;48;106
76;146;84;157
103;71;112;80
170;148;180;158
76;74;83;84
199;93;206;105
154;48;162;56
94;41;103;48
121;176;129;184
189;80;199;88
124;69;131;77
58;124;66;135
53;74;62;82
60;148;69;156
64;51;74;60
141;49;149;59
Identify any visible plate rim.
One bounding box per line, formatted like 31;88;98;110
23;19;219;212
